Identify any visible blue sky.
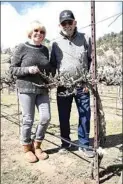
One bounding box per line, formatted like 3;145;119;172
1;1;122;49
1;2;46;14
2;1;122;15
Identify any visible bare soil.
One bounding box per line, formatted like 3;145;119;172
1;86;123;184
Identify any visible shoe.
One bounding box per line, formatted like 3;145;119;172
23;144;38;163
78;147;95;158
58;144;71;154
33;141;49;160
35;149;49;160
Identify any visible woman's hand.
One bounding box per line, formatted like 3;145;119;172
28;66;40;74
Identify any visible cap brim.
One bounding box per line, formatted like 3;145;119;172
60;18;74;23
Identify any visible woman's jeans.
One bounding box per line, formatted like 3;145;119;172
57;87;91;147
18;93;51;145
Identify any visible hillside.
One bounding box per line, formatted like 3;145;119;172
97;31;122;52
97;31;122;65
1;31;122;85
96;31;122;85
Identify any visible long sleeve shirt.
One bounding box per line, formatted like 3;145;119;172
10;42;50;94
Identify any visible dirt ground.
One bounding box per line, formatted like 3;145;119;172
1;86;123;184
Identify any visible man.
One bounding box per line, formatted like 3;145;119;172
50;10;94;158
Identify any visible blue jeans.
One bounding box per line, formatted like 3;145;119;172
57;87;91;147
18;93;51;145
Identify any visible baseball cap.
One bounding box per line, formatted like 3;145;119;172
59;10;75;24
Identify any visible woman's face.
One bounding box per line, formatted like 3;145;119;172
30;28;45;45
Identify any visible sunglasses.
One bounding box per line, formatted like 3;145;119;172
61;20;73;26
34;29;45;34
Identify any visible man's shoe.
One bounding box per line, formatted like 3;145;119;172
78;147;95;158
58;145;71;154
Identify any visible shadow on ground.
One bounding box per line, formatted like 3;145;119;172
89;133;122;149
99;164;123;183
45;133;123;154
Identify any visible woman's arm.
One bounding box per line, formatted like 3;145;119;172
10;44;29;77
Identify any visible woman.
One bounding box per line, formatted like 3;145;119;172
10;20;51;163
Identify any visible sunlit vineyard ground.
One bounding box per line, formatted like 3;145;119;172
1;85;122;184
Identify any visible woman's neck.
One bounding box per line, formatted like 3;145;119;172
29;40;41;46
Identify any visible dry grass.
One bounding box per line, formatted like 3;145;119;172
1;85;122;137
1;85;122;184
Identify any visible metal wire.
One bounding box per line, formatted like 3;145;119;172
50;12;122;42
46;131;94;151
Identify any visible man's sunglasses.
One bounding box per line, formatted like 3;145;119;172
34;29;45;34
61;20;73;26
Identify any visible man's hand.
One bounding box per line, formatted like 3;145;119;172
83;86;89;93
28;66;40;74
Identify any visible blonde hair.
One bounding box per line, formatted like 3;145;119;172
27;20;46;39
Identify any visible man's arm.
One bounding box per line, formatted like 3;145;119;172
84;35;92;71
83;35;92;93
50;42;57;77
87;37;92;71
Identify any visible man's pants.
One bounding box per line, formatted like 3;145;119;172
57;88;91;147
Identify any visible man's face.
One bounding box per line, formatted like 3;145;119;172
60;20;76;37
